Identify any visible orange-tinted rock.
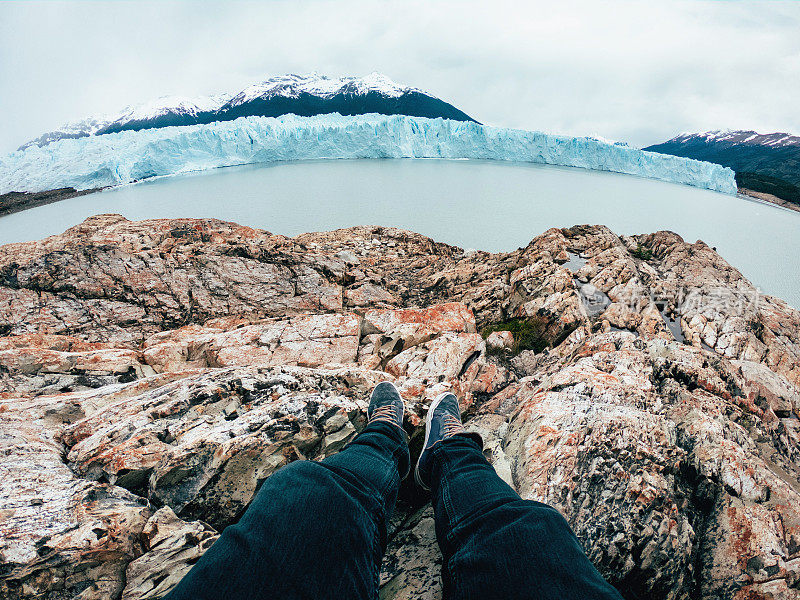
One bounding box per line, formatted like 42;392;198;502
142;313;361;372
0;395;151;600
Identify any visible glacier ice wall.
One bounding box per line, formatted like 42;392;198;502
0;114;738;195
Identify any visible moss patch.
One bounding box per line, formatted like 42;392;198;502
748;318;766;343
481;316;579;355
630;243;653;261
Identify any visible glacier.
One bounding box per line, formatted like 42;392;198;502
0;114;738;195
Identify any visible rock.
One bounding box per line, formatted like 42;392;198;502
0;216;344;345
385;333;483;381
379;507;442;599
0;346;150;396
486;330;514;351
121;507;218;600
734;359;799;418
358;303;477;371
0;396;151;600
345;283;400;307
142;313;362;373
2;217;800;600
61;365;380;529
504;393;694;597
363;303;476;335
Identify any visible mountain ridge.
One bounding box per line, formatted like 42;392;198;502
645;129;800;205
19;73;477;150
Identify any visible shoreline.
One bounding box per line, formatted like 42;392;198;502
738;187;800;213
0;187;102;218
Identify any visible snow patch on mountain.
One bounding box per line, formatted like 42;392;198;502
0;114;738;196
228;73;416;106
669;130;800;148
112;94;232;122
18;73;430;150
19;94;232;151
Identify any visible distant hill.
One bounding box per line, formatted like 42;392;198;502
645;130;800;206
19;73;477;150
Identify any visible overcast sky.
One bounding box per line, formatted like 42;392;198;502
1;0;798;153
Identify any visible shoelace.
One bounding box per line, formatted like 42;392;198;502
369;404;399;425
442;413;464;438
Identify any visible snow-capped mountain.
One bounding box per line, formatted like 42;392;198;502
660;130;800;149
20;95;233;150
226;72;413;106
18;73;476;150
645;129;800;205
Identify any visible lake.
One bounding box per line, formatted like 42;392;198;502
0;159;797;308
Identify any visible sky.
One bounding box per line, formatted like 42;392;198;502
1;0;798;153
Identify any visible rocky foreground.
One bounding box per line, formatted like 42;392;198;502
1;215;799;600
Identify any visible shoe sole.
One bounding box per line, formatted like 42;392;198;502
370;380;405;425
414;391;452;491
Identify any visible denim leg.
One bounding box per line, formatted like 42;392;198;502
430;434;623;600
164;421;409;600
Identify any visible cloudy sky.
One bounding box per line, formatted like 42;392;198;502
1;0;798;153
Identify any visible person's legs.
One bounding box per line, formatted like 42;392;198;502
417;394;622;600
165;383;409;600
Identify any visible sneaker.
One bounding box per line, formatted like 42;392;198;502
414;392;465;490
367;381;405;430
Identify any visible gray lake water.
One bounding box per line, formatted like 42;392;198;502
1;159;798;308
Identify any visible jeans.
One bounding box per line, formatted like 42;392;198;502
164;421;622;600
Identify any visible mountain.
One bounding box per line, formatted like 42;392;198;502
19;95;231;150
18;73;476;150
644;130;800;205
